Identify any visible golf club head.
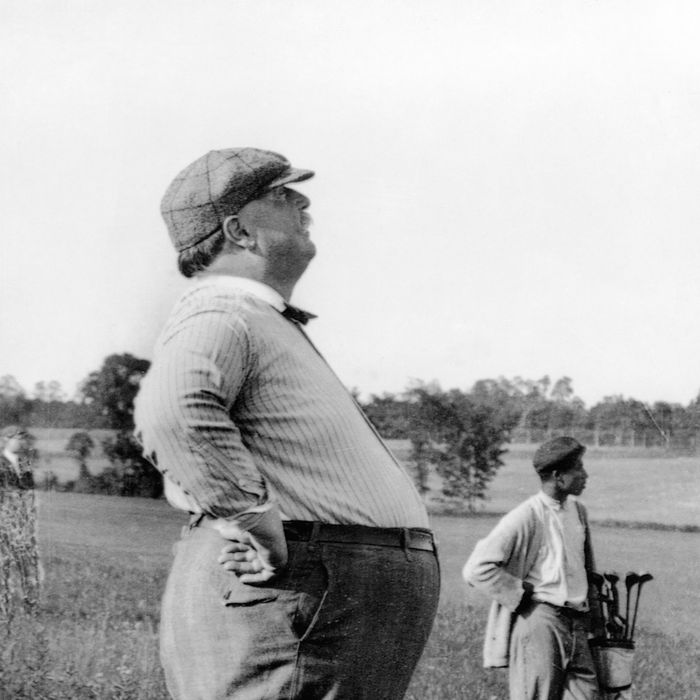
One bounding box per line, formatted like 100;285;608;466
623;572;638;639
629;571;654;641
625;572;639;588
604;572;619;596
590;572;605;588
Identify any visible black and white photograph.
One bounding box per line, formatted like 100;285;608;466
1;2;699;698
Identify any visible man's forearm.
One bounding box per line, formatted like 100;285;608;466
463;538;529;611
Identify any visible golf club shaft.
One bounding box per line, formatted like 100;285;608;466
630;576;652;640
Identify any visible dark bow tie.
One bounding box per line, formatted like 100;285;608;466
282;304;317;325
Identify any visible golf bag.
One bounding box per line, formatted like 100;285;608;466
589;638;634;700
589;569;653;699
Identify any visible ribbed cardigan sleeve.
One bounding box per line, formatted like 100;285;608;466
462;502;538;612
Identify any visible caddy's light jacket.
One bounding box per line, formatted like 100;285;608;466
462;494;602;668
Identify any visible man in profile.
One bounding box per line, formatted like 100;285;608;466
135;148;440;699
463;436;603;700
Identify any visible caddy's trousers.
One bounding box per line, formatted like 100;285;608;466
160;522;440;700
509;602;600;700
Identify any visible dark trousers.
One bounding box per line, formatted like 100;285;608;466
160;524;440;699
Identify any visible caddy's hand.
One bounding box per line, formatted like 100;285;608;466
215;506;288;584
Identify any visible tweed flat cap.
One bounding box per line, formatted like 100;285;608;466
533;436;586;474
161;148;314;252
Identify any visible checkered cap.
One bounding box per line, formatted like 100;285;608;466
532;436;586;474
160;148;314;252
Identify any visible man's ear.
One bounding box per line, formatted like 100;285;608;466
552;469;565;483
223;215;256;250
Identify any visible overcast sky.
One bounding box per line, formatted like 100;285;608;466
2;0;700;407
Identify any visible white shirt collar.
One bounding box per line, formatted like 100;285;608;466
537;490;568;512
190;275;286;312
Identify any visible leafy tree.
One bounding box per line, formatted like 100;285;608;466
643;401;698;450
511;375;552;442
650;402;674;444
28;399;105;429
588;396;648;446
66;431;95;490
36;471;59;491
0;375;25;400
362;393;411;439
507;375;591;442
550;376;574;403
66;431;94;461
0;375;32;426
102;432;163;499
470;379;524;431
33;380;66;402
78;354;162;498
406;387;448;495
78;353;151;431
407;383;518;510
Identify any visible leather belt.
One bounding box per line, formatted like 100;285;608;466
283;521;436;552
534;601;587;619
190;515;435;553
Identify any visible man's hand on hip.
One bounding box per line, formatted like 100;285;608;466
215;506;288;584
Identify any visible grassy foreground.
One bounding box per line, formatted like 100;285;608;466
0;492;698;699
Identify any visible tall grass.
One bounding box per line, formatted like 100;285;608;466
2;542;698;699
7;493;697;699
0;549;167;700
0;489;41;622
408;600;700;700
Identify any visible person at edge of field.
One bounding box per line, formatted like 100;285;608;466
462;436;605;700
0;425;41;618
133;148;440;700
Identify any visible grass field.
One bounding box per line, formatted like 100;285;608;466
30;431;700;528
0;488;696;699
30;428;115;484
5;438;700;698
388;439;700;529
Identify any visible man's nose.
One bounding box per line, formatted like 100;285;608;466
292;191;310;209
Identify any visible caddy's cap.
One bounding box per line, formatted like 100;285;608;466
533;436;586;474
160;148;314;252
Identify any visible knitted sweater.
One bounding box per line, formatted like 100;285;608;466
463;494;602;667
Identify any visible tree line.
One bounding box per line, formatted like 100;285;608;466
0;355;161;499
1;357;698;507
363;376;700;451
